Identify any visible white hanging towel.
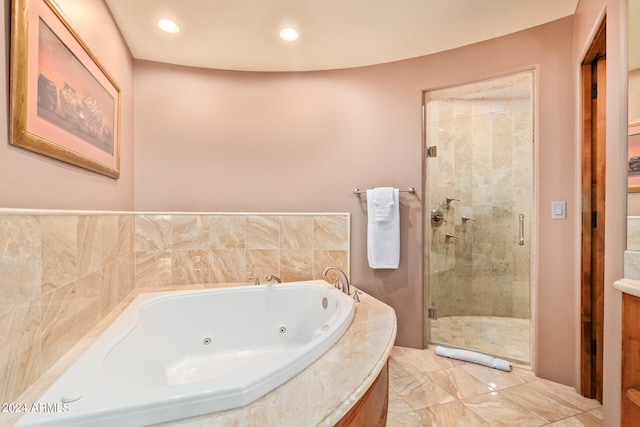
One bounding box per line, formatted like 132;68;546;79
367;187;400;269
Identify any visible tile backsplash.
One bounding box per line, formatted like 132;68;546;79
134;213;349;287
0;210;349;404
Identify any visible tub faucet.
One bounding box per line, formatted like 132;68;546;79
322;266;350;296
265;275;282;283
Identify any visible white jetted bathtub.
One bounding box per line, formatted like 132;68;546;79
17;280;355;426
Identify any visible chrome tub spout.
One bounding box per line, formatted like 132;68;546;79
322;266;350;296
265;275;282;283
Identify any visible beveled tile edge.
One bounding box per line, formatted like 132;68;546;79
0;208;136;216
613;277;640;298
0;208;350;217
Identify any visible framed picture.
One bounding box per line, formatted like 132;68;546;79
10;0;121;178
629;122;640;192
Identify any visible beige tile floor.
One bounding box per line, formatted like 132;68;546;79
430;316;532;363
387;347;602;426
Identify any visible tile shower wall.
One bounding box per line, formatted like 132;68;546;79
0;211;349;404
427;73;532;320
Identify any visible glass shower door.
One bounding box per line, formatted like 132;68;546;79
424;71;534;364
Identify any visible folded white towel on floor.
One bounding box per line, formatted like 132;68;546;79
367;187;400;269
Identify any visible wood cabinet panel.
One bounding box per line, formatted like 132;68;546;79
335;361;388;427
622;293;640;425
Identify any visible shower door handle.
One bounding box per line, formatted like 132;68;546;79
518;214;525;246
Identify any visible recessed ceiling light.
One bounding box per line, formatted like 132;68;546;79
157;19;180;34
279;28;299;42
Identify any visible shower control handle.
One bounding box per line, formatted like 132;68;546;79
519;214;525;246
430;209;446;227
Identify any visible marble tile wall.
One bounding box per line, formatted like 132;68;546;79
624;250;640;279
134;213;350;288
625;217;640;280
426;72;533;322
0;211;135;405
0;211;349;404
627;216;640;251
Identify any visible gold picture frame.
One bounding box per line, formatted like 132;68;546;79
10;0;121;178
629;121;640;193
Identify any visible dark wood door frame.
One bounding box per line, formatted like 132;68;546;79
580;19;606;402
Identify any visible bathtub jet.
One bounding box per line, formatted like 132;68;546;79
17;280;355;427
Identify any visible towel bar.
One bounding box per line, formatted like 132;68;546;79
353;187;416;195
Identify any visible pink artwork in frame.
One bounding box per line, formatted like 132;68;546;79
10;0;121;178
629;123;640;192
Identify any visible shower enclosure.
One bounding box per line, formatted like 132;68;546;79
424;71;534;364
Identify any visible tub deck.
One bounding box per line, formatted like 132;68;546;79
8;282;396;427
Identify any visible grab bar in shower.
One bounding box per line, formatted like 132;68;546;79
353;187;416;195
519;214;525;246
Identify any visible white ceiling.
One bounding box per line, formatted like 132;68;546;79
105;0;579;72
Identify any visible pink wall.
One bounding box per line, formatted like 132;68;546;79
0;0;134;210
134;18;580;385
0;0;629;417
